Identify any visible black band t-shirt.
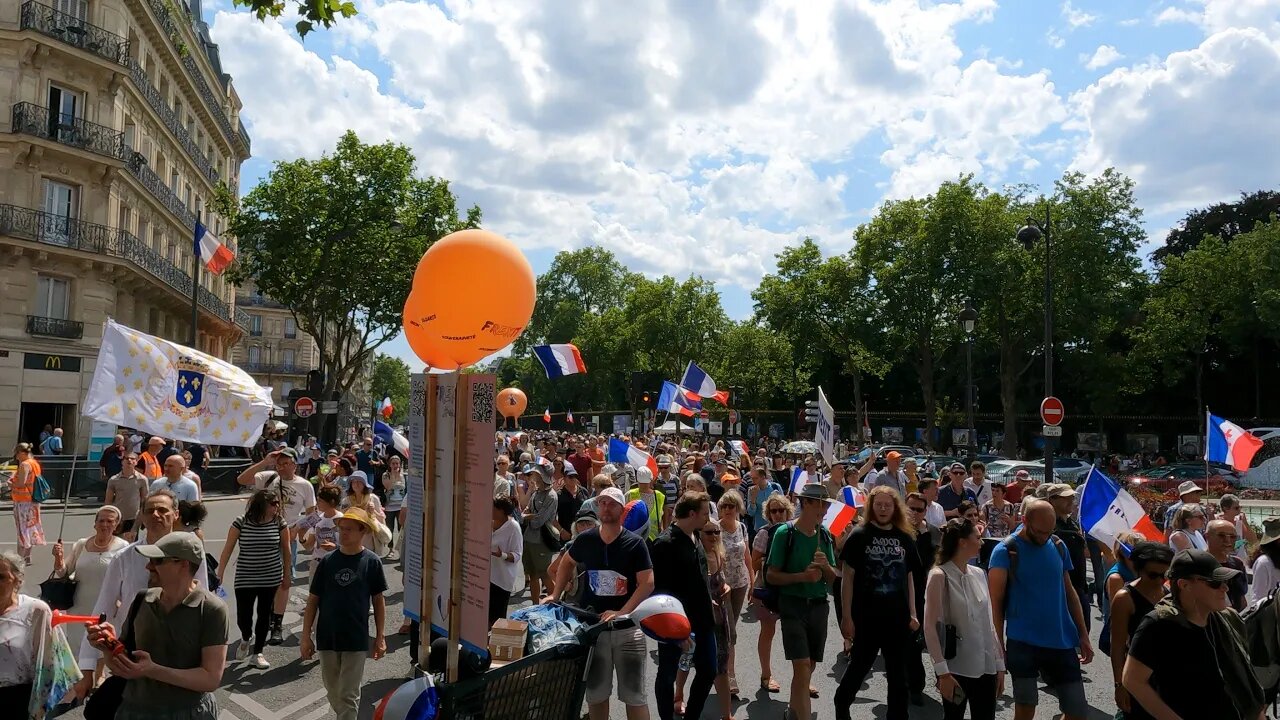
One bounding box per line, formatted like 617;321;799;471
838;523;922;622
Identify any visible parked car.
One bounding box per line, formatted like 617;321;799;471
976;454;1007;465
1030;457;1093;484
1242;428;1280;489
986;459;1063;485
1126;463;1236;494
912;455;961;477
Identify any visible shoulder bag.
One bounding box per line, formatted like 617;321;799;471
39;540;82;610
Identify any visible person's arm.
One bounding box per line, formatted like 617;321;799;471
1106;572;1126;604
988;565;1008;651
856;455;876;480
1122;657;1181;720
923;568;947;665
840;562;855;629
217;525;240;583
543;550;577;602
371;593;386;659
1064;569;1093;662
1109;590;1135;712
1170;531;1190;551
237;455;275;486
279;522;292;589
907;571;919;628
111;644;226;693
300;594;320;660
105;481;117;507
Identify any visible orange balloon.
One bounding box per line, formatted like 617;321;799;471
403;230;536;369
497;388;528;419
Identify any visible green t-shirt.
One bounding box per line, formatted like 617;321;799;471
767;522;835;599
122;587;229;710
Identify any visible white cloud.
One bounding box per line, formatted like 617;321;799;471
1155;7;1200;26
1047;29;1066;49
1062;1;1098;29
1082;44;1124;69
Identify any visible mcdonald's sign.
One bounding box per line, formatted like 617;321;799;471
24;353;81;372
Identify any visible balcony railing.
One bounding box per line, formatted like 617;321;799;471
141;0;249;156
124;59;219;184
235;307;251;333
19;1;130;66
240;362;306;375
11;102;127;161
238;118;251;155
0;204;233;327
124;151;197;230
27;315;84;339
237;294;288;309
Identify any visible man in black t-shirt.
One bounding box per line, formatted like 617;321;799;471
650;491;715;720
545;487;654;719
1046;483;1091;630
1123;550;1264;720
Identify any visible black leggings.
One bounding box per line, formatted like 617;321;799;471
235;586;278;653
490;584;511;627
386;509;400;536
942;673;999;720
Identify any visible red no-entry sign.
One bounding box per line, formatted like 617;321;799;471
1040;396;1065;426
295;396;316;418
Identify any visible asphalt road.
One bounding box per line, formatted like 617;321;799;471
5;498;1122;719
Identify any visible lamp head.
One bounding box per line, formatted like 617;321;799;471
1016;219;1043;249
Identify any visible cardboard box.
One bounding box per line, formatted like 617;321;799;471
489;618;527;662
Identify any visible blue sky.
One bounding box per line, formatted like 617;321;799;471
205;0;1280;372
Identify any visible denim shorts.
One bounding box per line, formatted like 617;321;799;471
1005;639;1087;716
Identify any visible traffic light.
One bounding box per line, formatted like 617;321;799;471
803;400;819;423
642;391;652;407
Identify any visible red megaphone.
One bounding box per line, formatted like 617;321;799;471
51;611;105;628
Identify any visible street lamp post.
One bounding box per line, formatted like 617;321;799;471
1017;206;1054;479
958;299;978;463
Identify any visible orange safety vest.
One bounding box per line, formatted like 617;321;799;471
11;458;41;503
139;451;161;479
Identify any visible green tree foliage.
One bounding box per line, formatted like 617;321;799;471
231;0;358;38
369;354;410;425
226;131;480;398
1153;190;1280;263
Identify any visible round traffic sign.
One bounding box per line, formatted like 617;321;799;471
1040;396;1064;426
700;409;709;420
294;396;316;418
728;409;738;425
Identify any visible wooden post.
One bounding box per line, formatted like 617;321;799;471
446;377;469;683
420;376;438;668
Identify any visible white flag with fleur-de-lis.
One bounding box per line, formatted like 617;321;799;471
84;319;274;447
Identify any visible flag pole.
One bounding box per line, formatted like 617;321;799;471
1204;405;1212;494
189;213;201;347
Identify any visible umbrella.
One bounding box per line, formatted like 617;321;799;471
781;441;819;455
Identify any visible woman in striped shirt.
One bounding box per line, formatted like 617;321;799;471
217;489;290;669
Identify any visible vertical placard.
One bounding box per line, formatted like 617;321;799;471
430;374;458;638
403;374;426;622
458;374;495;654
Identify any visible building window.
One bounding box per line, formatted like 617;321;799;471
35;275;70;319
53;0;87;22
248;345;261;364
41;179;78;246
282;349;295;367
250;314;262;335
47;84;82;146
166;237;177;265
123;119;136;150
170;170;180;196
281;380;295;397
284;317;296;338
185;183;192;210
118;204;131;234
137;217;149;245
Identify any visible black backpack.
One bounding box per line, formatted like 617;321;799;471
1243;587;1280;705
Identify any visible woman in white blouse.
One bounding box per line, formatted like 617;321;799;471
489;496;524;626
924;518;1005;720
0;549;57;715
52;505;128;696
1249;518;1280;606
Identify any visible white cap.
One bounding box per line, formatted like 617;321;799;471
636;467;653;485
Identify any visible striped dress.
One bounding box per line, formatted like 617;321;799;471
231;516;285;589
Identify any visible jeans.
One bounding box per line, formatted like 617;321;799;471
319;650;367;720
655;629;717;720
943;673;999;720
235;586;277;653
835;618;910;720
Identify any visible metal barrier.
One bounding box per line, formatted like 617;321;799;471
28;454;252;500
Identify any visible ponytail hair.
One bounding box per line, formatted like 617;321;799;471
936;518;977;565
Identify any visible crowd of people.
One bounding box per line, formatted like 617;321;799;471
4;427;1280;720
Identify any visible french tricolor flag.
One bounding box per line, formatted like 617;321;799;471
681;362;730;404
1079;468;1164;547
837;485;865;511
1205;411;1263;472
727;439;750;458
194;221;234;275
823;500;857;536
609;438;659;477
789;467;809;495
533;344;587;379
658;381;702;417
543;408;551;424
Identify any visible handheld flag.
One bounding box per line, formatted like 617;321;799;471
608;438;659;477
378;396;394;419
373;419;410;458
543;408;551;424
566;409;575;424
822;500;857;536
1205;411;1263;472
680;362;730;404
727;439;750;458
532;344;587;379
1079;468;1164;547
657;381;702;417
838;484;865;510
84;319;273;447
789;467;809;495
194;221;234;275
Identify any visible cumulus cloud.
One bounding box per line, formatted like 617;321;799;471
1062;1;1098;29
1082;44;1125;69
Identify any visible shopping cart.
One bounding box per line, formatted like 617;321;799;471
434;603;622;720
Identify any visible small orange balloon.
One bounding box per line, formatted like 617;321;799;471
403;229;536;369
497;388;528;419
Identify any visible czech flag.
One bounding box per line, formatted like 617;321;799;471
378;396;393;419
681;362;730;404
1205;411;1263;472
823;500;857;536
658;381;702;417
1079;468;1164;547
543;408;551;424
194;221;234;275
609;437;659;477
532;344;587;379
373;419;409;458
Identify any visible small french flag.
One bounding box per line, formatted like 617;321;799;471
566;409;574;424
823;500;857;536
838;485;865;510
790;467;809;495
727;440;750;457
543;408;551;424
378;396;393;419
608;438;659;477
533;344;587;379
194;221;234;275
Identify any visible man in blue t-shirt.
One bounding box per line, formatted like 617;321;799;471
988;499;1093;720
937;462;977;518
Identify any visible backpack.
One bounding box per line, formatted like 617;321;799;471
1243;586;1280;705
997;533;1068;615
755;522;833;613
32;474;53;503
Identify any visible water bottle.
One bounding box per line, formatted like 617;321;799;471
677;633;696;671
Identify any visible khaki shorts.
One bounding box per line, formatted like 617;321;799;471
584;626;648;706
522;535;553;576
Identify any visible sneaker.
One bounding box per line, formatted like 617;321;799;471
268;624;284;646
251;653;270;670
237;639;251;660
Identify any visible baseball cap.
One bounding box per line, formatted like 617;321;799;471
564;463;578;476
277;447;298;460
1168;548;1241;582
886;451;902;461
949;462;966;472
1178;480;1205;497
136;531;203;565
598;487;626;506
326;448;339;458
1042;483;1077;500
1013;469;1030;480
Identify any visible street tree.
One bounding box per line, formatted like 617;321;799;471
1153;190;1280;263
225;130;481;401
231;0;358;37
369;354;410;425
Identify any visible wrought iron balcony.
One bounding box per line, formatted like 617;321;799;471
20;1;130;66
124;151;197;229
142;0;249;156
238;119;251;155
124;58;219;184
0;203;234;327
235;307;251;333
237;294;288;309
241;362;306;375
27;315;84;339
11;102;127;161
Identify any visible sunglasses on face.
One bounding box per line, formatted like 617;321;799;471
702;529;721;536
1193;576;1226;590
769;509;788;515
908;506;927;513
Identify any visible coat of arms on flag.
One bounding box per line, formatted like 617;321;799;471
172;355;210;418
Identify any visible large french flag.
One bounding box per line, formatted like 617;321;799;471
609;437;659;477
681;362;730;404
194;221;234;275
373;419;409;458
1079;468;1164;547
658;381;702;417
823;500;857;536
1205;411;1263;472
532;344;587;379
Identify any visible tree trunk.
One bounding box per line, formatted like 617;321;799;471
851;371;864;446
918;334;936;450
1000;347;1019;458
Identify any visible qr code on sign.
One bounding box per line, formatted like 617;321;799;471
471;381;495;424
409;377;426;417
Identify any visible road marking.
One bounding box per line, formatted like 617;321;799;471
276;689;329;716
223;687;330;720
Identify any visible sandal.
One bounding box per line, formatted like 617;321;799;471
761;677;781;693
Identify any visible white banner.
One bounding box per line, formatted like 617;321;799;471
816;387;835;465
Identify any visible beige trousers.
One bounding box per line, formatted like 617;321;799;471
318;650;367;720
